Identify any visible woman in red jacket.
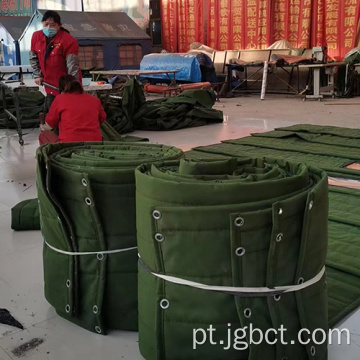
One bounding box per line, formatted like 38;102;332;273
39;75;106;145
29;10;81;113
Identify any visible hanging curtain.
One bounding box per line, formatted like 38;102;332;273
161;0;178;52
207;0;271;51
243;0;271;49
161;0;204;52
161;0;360;58
324;0;360;60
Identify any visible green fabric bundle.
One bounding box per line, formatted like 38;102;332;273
36;142;183;334
136;157;328;360
0;89;44;128
105;79;223;133
11;199;40;231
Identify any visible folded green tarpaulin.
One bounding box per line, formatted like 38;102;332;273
0;89;44;128
106;79;223;133
11;199;40;231
136;157;328;360
36;142;183;334
188;124;360;179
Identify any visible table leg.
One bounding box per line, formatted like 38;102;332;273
305;67;323;100
13;91;24;146
313;68;321;97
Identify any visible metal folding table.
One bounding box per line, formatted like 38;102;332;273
299;62;345;100
0;79;42;146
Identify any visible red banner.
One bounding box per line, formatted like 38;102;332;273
207;0;218;49
325;0;360;60
207;0;271;50
312;0;326;46
162;0;360;59
231;0;244;49
161;0;178;52
0;0;31;15
244;0;271;49
162;0;204;52
207;0;232;50
272;0;312;48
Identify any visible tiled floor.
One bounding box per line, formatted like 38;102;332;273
0;94;360;359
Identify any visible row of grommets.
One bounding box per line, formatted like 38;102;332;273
64;278;102;334
151;201;316;357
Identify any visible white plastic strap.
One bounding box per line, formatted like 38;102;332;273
45;241;137;256
140;256;325;296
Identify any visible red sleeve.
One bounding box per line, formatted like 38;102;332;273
98;99;106;124
30;32;37;52
45;96;61;128
64;36;79;56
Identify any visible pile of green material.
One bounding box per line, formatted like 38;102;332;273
0;89;45;128
188;124;360;179
186;124;360;327
100;121;148;142
11;199;40;231
11;127;149;232
36;142;183;334
105;79;223;133
136;157;328;360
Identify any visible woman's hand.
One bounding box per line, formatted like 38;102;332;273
40;123;53;131
34;77;44;86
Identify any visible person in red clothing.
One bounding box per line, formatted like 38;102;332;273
39;75;106;145
29;10;81;113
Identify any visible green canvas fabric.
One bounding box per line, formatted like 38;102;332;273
106;79;223;133
100;121;148;142
36;142;183;334
136;157;328;360
187;124;360;179
11;198;40;231
327;187;360;327
186;124;360;328
11;125;149;233
0;89;45;128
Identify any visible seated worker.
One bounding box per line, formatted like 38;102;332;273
39;75;106;144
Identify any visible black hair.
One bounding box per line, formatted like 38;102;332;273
42;11;61;25
59;75;83;94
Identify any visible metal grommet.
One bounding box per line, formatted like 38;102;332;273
95;326;101;334
66;280;71;288
274;294;281;301
276;233;283;242
235;247;245;257
93;305;98;314
97;253;104;261
310;346;316;356
244;308;251;318
152;210;161;220
282;357;288;360
309;200;313;211
298;277;305;285
278;208;283;215
160;299;169;309
155;233;165;242
234;216;244;227
85;197;92;205
82;178;88;187
65;305;70;313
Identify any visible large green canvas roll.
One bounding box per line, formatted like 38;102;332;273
36;142;183;334
136;157;328;360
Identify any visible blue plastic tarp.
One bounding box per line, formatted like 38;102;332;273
140;54;202;82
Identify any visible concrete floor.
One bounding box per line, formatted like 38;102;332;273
0;94;360;359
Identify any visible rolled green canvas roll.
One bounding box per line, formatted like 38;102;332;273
136;157;328;360
36;142;183;334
